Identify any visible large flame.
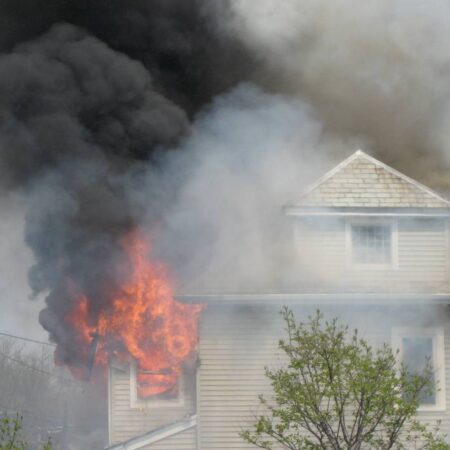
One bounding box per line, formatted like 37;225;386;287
59;230;203;398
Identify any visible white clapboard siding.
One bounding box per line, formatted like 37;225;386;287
139;428;197;450
109;363;197;450
295;218;449;291
198;306;283;449
198;305;450;449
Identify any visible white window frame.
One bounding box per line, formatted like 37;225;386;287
392;327;446;412
129;360;185;409
345;218;399;270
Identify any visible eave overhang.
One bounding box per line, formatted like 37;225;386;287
176;293;450;306
284;206;450;218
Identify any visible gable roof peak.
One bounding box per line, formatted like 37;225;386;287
293;149;450;209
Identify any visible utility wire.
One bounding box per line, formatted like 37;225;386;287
0;331;55;347
0;349;55;377
0;348;84;384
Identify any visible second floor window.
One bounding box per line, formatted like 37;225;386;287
351;224;392;265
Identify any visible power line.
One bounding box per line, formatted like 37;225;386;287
0;349;55;377
0;348;81;383
0;331;55;347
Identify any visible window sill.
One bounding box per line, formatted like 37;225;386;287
417;404;446;413
348;263;398;271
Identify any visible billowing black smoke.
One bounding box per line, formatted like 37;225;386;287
0;1;255;368
0;0;253;114
4;0;450;369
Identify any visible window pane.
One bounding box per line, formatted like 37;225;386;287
402;337;435;405
352;224;391;264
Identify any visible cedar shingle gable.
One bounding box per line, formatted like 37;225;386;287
297;150;450;208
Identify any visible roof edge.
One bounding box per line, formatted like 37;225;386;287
294;149;450;208
105;415;197;450
297;150;362;199
284;206;450;217
356;150;450;207
176;293;450;305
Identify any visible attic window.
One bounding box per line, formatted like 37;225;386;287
352;224;391;264
347;219;398;269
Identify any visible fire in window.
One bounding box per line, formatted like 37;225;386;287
136;366;180;399
129;361;185;408
351;224;392;265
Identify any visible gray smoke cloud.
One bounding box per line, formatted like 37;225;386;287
151;85;354;293
145;0;450;293
0;194;45;339
0;0;449;373
0;0;256;370
0;23;189;367
214;0;450;188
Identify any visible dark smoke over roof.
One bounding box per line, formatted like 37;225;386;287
2;0;450;368
0;0;254;114
0;1;255;368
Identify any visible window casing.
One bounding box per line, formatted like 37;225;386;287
392;328;445;412
346;219;398;269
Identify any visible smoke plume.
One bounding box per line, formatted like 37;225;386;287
218;0;450;185
0;0;257;368
0;0;449;369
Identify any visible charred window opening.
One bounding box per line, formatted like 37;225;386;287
129;355;199;409
136;366;180;400
129;361;185;408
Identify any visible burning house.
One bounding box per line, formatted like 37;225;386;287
2;2;450;450
106;150;450;449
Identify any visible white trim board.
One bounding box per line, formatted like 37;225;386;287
285;208;450;217
176;293;450;305
106;415;197;450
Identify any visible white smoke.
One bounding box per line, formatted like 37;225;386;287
152;84;359;292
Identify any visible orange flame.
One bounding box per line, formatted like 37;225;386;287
61;229;203;398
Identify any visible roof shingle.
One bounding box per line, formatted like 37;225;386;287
296;150;450;208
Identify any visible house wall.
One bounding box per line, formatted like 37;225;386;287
291;217;450;292
108;361;197;449
139;429;197;450
197;304;450;449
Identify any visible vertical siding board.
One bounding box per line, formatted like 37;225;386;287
140;428;197;450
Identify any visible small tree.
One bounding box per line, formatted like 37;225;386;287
241;309;449;450
0;415;52;450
